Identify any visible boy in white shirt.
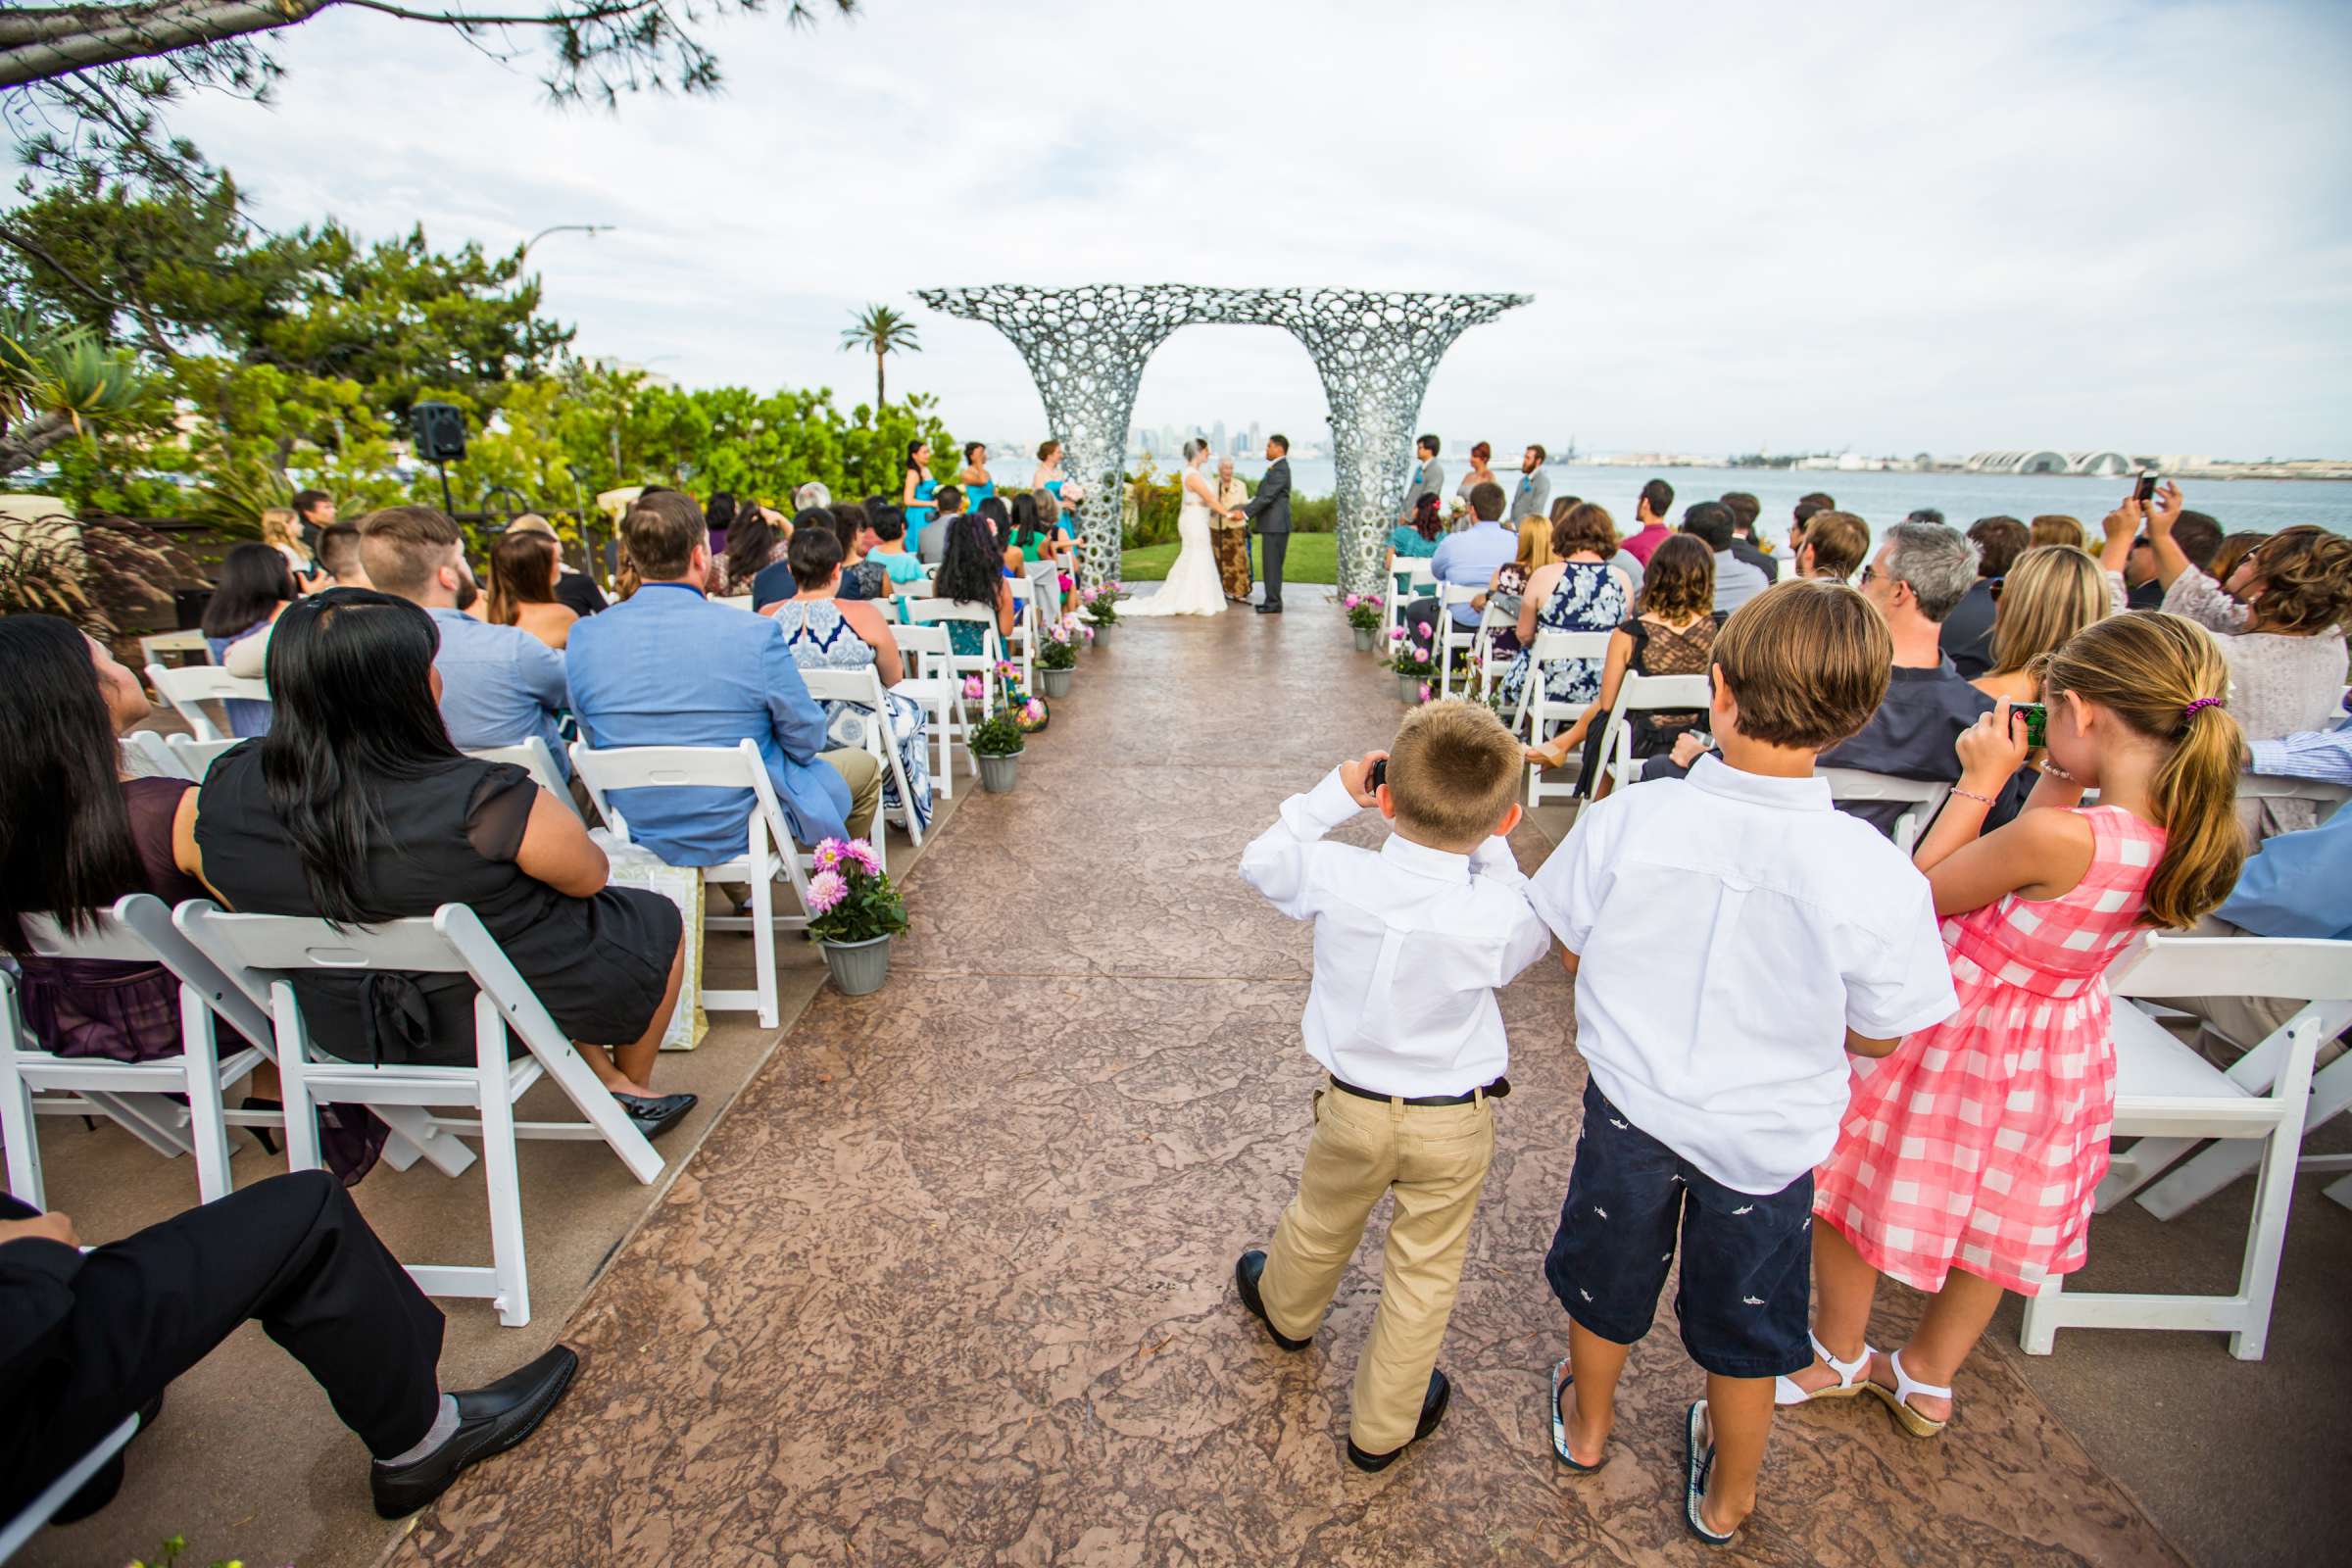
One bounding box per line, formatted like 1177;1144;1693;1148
1234;700;1552;1472
1527;581;1957;1546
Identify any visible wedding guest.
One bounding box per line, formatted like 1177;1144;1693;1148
291;487;336;554
223;526;373;677
757;509;830;607
957;442;996;512
1494;502;1634;721
768;524;933;837
1793;614;2242;1444
363;506;569;776
918;484;963;566
2122;508;2221;612
830;502;888;603
1399;434;1446;525
903;441;939;553
485;531;579;651
201;542;295;736
1;1172;582;1524
1788;491;1836;558
2030;514;2087;552
1453;441;1496;510
567;491;881;857
928;510;1018;660
187;589;696;1136
706;492;739;558
1525;534;1721;792
1475;512;1558;661
1529;581;1955;1544
2208;530;2268;589
1940;516;2027;678
866;506;928;586
1794;511;1869;584
1970;545;2109;705
1619;478;1675;566
1387;492;1446;593
974;496;1012;563
1512;445;1551;523
506;514;608;618
1235;701;1548;1473
1402;481;1518;647
1822;521;2004;838
722;505;786;599
1682;502;1768;614
2139;483;2352;838
261;507;323;590
1213;457;1252;601
1720;492;1780;583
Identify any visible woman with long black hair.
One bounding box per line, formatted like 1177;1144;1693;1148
202;540;297;736
928;510;1016;659
183;590;698;1140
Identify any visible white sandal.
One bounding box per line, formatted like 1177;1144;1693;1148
1773;1333;1874;1407
1867;1348;1952;1438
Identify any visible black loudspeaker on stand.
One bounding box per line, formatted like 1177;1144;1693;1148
410;401;468;514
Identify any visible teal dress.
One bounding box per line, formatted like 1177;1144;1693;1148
1045;478;1081;537
906;475;938;548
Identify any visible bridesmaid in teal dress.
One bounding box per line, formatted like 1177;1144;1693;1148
1031;440;1082;540
901;440;938;554
957;442;996;513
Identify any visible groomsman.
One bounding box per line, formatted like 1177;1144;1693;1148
1511;446;1551;522
1398;435;1445;524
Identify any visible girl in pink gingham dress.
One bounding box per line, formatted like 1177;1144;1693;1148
1783;611;2248;1438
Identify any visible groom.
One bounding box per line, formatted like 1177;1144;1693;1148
1242;433;1293;613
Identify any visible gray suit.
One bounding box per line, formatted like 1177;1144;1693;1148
1510;467;1551;522
1241;457;1293;608
1401;458;1446;519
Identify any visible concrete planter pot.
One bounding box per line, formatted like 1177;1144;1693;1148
1398;673;1430;704
978;750;1025;793
1040;666;1074;697
1353;626;1377;653
819;934;892;997
1087;619;1113;645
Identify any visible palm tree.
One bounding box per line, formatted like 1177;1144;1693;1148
839;304;921;410
0;309;147;478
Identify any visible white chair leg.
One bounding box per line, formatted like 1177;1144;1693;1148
2018;1275;2061;1355
2325;1171;2352;1210
473;1003;531;1328
877;718;921;850
273;989;324;1175
0;1048;46;1211
2140;1050;2352;1219
2227;1114;2301;1361
179;987;233;1203
751;856;780;1030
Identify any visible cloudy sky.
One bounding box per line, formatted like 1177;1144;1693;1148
167;0;2352;458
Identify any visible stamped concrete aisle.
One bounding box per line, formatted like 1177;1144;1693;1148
391;608;2184;1567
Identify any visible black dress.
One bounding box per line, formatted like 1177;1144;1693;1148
195;746;681;1068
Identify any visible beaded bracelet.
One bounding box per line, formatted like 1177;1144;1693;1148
1949;786;1996;806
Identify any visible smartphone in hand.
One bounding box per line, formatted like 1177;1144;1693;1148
1367;758;1389;791
2133;472;2159;505
2014;702;2048;749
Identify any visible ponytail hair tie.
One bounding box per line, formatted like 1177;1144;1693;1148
2182;697;2225;718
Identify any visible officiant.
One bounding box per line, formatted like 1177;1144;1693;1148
1213;457;1253;601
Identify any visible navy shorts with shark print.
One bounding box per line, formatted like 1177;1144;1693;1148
1544;1081;1812;1379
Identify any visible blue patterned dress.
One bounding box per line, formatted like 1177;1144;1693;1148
771;599;934;833
1495;561;1630;711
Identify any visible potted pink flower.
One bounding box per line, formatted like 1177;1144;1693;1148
1391;630;1437;703
1344;591;1385;652
807;837;908;996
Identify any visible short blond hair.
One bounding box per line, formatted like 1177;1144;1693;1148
1386;700;1523;847
1711;579;1891;751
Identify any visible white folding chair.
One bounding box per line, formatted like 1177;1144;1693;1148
1818;767;1953;854
0;1413;142;1562
2019;934;2352;1360
164;733;241;780
145;662;269;744
1387;561;1437;644
892;621;977;796
1;895;267;1206
1431;584;1486;698
175;900;668;1327
713;594;757;613
465;737;581;817
1510;630;1617;808
796;667;916;858
1012;557;1061;691
1586;670;1713;801
136;627;209;668
884;577;937;619
120;730;192;780
569;738;816;1029
2238;771;2351;823
908;599;1007;712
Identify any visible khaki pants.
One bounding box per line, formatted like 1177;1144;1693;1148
1260;1086;1495;1452
820;748;884;842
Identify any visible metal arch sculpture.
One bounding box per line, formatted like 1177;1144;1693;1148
913;285;1531;594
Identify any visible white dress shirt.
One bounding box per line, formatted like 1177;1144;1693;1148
1240;770;1553;1097
1528;755;1958;1193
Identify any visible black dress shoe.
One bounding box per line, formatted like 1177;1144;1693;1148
371;1345;579;1519
1254;601;1283;614
1234;1250;1312;1351
614;1092;697;1141
1346;1369;1450;1472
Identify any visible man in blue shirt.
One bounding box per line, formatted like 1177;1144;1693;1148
1401;481;1518;646
567;492;881;867
359;506;572;777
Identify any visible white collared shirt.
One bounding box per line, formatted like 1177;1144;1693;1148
1528;754;1957;1194
1241;770;1552;1097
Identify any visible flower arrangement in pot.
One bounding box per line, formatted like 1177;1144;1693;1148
1388;625;1437;702
1078;579;1127;637
970;705;1027;793
1343;591;1385;652
1037;621;1080;696
807;837;908;996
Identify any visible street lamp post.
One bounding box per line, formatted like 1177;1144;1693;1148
519;222;613;261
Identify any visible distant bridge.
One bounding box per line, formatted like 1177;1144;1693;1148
1965;450;2139;476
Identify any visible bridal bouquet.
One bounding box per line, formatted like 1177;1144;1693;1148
1343;592;1385;632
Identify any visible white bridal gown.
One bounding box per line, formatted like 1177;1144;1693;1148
1125;464;1229;617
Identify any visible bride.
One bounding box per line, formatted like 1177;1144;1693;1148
1125;439;1233;617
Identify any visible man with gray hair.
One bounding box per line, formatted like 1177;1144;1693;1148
1821;521;2010;838
793;480;832;513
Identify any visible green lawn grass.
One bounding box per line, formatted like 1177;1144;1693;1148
1117;532;1338;583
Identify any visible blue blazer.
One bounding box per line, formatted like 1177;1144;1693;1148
565;583;852;865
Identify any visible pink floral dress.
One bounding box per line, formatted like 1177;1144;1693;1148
1812;806;2165;1295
